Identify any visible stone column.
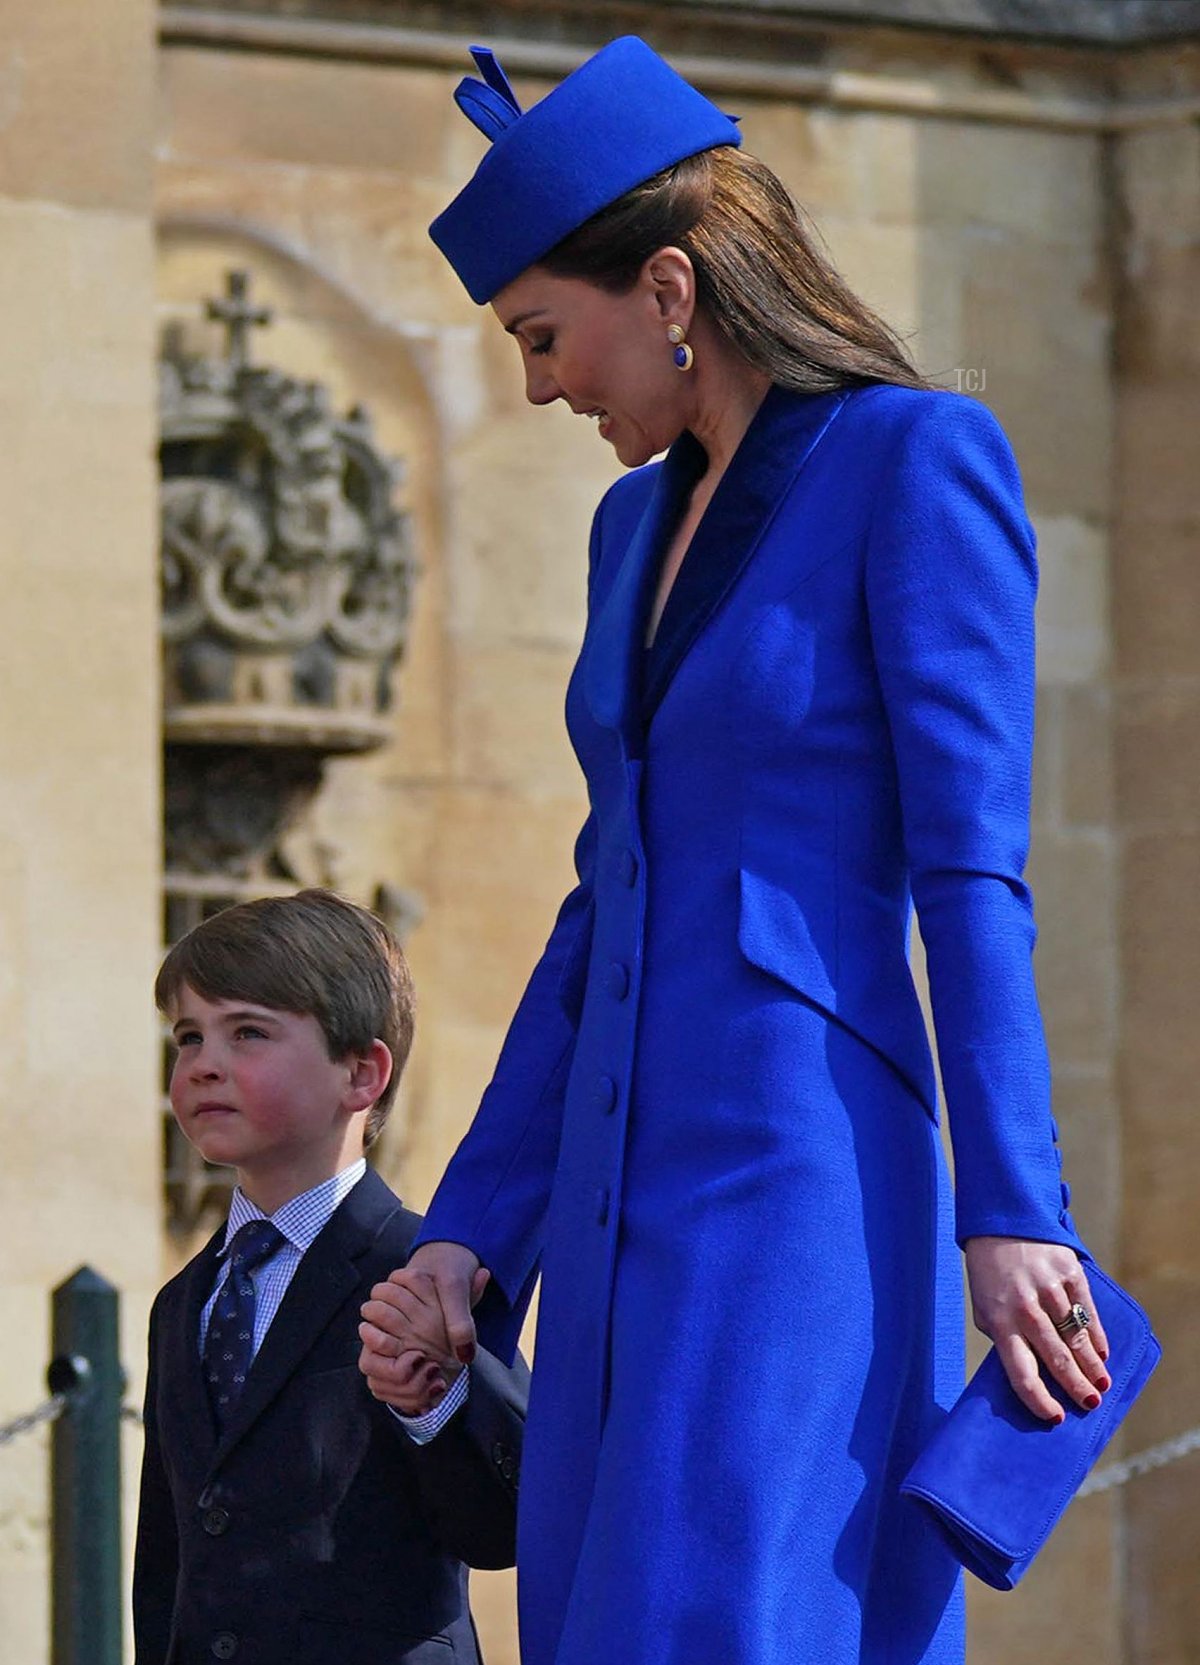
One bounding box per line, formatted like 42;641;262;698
1111;99;1200;1665
0;1;160;1656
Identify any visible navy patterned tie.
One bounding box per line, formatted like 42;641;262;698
203;1220;284;1428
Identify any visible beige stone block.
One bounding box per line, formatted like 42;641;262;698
1032;684;1115;833
0;0;154;212
1049;1069;1119;1265
428;790;588;1030
1113;516;1200;682
1033;516;1111;687
450;641;580;796
1116;683;1200;832
1114;378;1200;529
160;49;459;178
1127;1487;1200;1665
1116;247;1200;379
401;1017;509;1210
1059;684;1114;830
985;364;1112;524
1119;835;1200;1274
156;162;476;334
1117;122;1200;252
447;403;616;647
908;121;1099;247
1028;831;1117;1065
959;237;1112;518
968;1490;1121;1665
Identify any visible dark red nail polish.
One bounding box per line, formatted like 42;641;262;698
1084;1392;1101;1410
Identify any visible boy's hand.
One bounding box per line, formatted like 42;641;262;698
360;1345;459;1415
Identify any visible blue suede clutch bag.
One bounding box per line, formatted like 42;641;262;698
901;1260;1161;1590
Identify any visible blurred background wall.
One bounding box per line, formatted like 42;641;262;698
0;1;1197;1660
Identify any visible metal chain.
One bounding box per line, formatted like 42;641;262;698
1079;1423;1200;1497
0;1394;67;1448
0;1395;141;1448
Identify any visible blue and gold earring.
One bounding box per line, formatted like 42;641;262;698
667;323;694;372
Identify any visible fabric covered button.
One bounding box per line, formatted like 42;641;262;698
592;1075;618;1115
619;848;638;887
210;1634;239;1660
202;1506;230;1536
606;962;630;1001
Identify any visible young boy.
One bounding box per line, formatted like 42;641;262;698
134;889;527;1665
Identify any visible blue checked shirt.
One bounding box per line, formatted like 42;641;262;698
200;1160;468;1443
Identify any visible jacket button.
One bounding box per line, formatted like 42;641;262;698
596;1187;610;1227
211;1635;239;1660
202;1506;230;1536
492;1441;506;1467
606;962;630;1001
592;1075;618;1115
500;1454;517;1481
619;849;638;887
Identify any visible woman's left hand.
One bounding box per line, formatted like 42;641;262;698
963;1236;1111;1423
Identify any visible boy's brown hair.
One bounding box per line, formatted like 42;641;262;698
155;889;414;1148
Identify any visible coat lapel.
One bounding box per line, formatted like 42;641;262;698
582;432;705;736
641;385;850;721
207;1168;405;1470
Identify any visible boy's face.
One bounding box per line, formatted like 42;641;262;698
167;984;379;1209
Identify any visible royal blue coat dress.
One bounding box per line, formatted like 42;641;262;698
416;383;1084;1665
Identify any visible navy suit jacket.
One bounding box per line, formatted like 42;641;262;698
133;1167;528;1665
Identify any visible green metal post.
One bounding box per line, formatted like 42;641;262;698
50;1267;123;1665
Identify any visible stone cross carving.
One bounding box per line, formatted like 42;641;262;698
206;270;272;370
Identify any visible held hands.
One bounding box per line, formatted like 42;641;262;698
964;1236;1111;1423
358;1241;489;1415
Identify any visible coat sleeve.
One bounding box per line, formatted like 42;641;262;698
412;493;614;1362
864;393;1081;1251
132;1298;179;1665
400;1344;531;1569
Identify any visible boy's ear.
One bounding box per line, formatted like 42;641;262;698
345;1039;392;1115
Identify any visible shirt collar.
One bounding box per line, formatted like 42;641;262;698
221;1158;367;1257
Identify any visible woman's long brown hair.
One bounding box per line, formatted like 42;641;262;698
541;146;930;393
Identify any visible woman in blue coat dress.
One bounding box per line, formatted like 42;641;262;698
358;37;1112;1665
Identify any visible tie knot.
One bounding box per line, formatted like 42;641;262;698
227;1219;284;1273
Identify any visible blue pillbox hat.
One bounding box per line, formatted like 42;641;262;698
430;36;742;305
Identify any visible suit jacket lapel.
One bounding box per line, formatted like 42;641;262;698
162;1226;225;1466
208;1168;404;1469
642;385;850;721
582;432;704;737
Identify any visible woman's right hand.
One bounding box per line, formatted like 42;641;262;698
359;1240;487;1378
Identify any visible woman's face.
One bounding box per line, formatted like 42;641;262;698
492;265;691;468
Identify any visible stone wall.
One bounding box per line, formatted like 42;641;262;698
0;0;162;1654
1112;96;1200;1665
